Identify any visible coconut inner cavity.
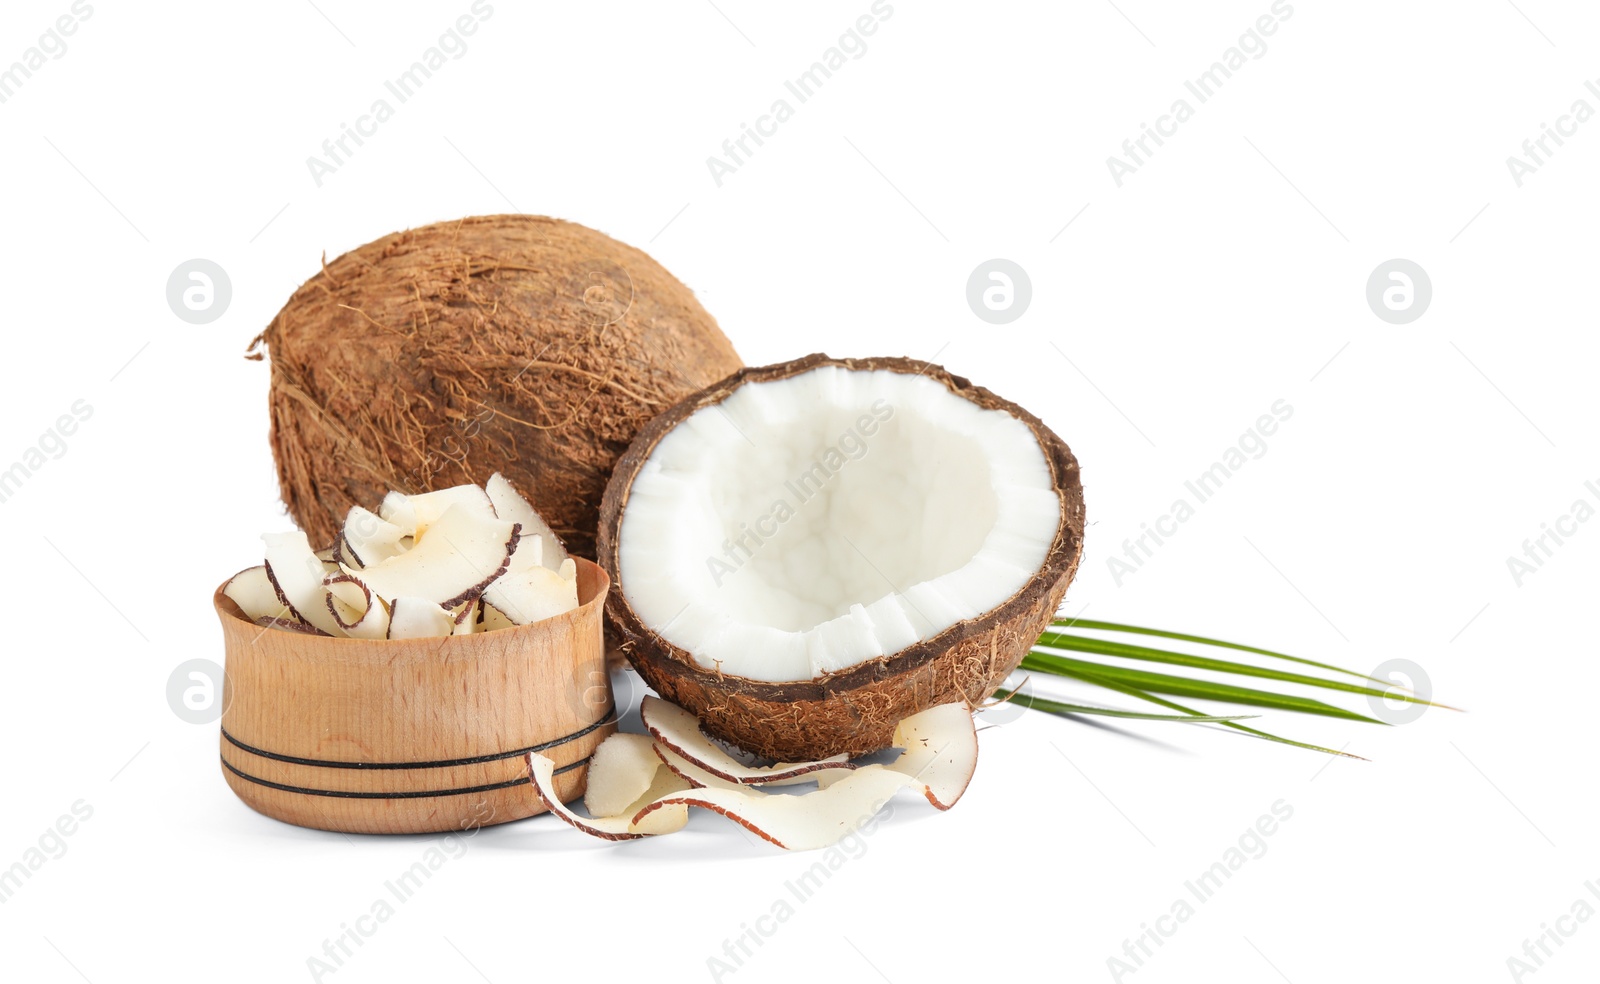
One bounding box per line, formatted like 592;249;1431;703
617;366;1060;683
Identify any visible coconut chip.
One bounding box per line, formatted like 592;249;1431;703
883;700;978;810
630;766;921;852
336;505;407;569
528;748;691;841
340;503;518;610
379;484;495;539
584;733;672;816
530;699;979;851
481;559;579;627
263;531;347;637
486;472;568;572
639;696;855;785
236;478;579;639
386;597;455;640
223;566;289;623
324;573;391;640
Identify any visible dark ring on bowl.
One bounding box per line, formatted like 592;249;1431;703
219;702;617;770
219;755;590;800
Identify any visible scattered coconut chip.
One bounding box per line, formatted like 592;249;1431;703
487;472;568;571
883;701;979;810
626;766;697;837
640;696;855;785
631;765;918;851
530;698;980;851
385;597;455;639
344;504;518;610
528;752;691;841
263;531;347;637
652;743;744;790
584;734;672;817
481;559;579;626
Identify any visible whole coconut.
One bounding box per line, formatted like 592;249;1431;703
251;215;742;556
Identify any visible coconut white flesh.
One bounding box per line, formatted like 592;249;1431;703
481;558;579;626
486;472;568;571
615;366;1060;682
385;597;455;639
378;484;495;539
639;696;855;785
224;566;290;623
338;506;407;569
528;752;691;840
343;504;518;609
263;531;347;637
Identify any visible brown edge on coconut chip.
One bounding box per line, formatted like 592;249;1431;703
531;699;979;851
596;353;1086;759
252;614;330;636
342;512;521;613
639;696;856;785
888;701;979;811
628;765;929;852
441;518;520;611
526;751;690;840
323;573;373;632
527;752;647;842
330;534;356;570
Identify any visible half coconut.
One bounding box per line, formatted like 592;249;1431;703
597;354;1085;760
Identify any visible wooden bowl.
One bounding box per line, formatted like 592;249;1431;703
213;558;615;834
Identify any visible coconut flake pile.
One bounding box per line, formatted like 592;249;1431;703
617;366;1059;682
529;696;979;850
224;474;577;639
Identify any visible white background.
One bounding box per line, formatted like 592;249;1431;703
2;1;1597;981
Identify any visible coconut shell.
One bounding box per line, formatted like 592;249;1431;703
252;215;742;557
597;354;1086;760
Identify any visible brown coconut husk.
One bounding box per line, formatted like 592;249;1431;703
597;354;1086;761
250;215;742;557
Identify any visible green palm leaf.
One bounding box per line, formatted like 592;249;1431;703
1022;651;1384;723
1006;617;1453;758
1028;661;1366;760
1051;617;1392;685
1035;631;1443;708
990;686;1257;724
